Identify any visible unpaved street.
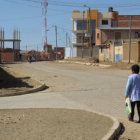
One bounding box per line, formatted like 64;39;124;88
0;61;140;140
2;62;129;119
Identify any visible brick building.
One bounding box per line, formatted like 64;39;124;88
0;29;21;63
95;9;140;62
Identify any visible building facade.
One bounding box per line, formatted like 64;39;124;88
0;29;21;63
72;10;99;58
96;10;140;62
72;7;140;62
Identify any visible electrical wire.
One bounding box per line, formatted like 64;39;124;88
3;0;41;8
3;0;140;11
0;16;42;21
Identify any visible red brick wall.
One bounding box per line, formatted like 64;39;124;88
96;29;101;45
118;15;140;28
0;52;14;62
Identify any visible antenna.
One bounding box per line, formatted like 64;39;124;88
42;0;48;52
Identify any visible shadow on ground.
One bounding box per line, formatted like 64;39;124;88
0;67;33;89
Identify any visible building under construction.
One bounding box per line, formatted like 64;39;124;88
0;29;21;63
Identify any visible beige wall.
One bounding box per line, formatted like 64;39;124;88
123;42;140;62
99;43;114;62
72;12;87;20
99;47;110;61
110;43;114;62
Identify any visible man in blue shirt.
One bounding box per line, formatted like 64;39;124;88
125;64;140;123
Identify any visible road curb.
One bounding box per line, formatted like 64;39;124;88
0;67;47;97
58;60;111;68
0;82;46;97
101;116;121;140
85;109;121;140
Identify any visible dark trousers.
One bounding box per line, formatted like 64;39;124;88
130;101;140;121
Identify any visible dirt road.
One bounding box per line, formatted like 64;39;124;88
3;62;129;118
0;61;140;139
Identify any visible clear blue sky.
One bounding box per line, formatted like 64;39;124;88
0;0;140;51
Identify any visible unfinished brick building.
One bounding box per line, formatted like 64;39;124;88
0;29;21;63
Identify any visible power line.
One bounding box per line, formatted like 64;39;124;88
48;0;140;8
0;16;42;21
0;13;71;21
4;0;41;8
3;0;140;11
21;0;41;3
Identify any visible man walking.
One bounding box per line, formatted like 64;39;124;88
125;64;140;123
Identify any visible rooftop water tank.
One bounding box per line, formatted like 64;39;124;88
108;7;113;12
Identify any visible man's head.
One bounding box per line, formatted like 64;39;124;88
131;64;140;74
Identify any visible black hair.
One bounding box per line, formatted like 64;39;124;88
131;64;140;74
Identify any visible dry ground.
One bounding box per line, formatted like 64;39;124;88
0;65;41;96
119;119;140;140
64;58;134;70
0;108;113;140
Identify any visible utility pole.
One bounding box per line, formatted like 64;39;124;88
82;11;85;58
36;45;38;61
128;16;132;64
66;32;68;48
0;29;3;50
37;45;38;52
69;36;70;48
68;36;71;57
88;8;92;57
55;25;58;60
2;29;4;49
83;5;92;57
26;44;27;52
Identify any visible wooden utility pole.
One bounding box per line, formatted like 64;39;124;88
128;16;132;64
55;25;58;60
0;29;2;49
3;29;4;49
89;8;92;57
82;11;85;58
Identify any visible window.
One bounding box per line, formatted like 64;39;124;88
76;33;87;43
102;20;108;25
97;33;100;39
135;32;140;38
77;20;87;30
111;21;118;27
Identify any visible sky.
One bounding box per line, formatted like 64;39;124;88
0;0;140;51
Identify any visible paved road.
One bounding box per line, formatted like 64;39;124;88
0;62;131;120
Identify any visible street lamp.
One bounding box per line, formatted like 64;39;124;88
83;5;92;57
